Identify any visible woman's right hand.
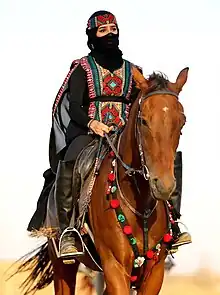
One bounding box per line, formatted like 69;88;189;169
88;120;113;137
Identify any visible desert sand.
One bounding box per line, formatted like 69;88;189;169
1;261;220;295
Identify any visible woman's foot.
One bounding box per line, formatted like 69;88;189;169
172;231;192;248
60;232;84;258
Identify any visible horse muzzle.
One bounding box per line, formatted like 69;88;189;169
149;176;176;201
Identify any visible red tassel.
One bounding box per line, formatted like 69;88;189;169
109;151;115;157
106;186;111;195
146;250;154;259
163;233;172;243
123;225;132;235
108;173;115;182
130;275;137;282
110;199;120;209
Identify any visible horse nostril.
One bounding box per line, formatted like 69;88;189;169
152;178;159;188
151;177;176;195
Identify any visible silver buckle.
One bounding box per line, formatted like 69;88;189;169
142;165;150;180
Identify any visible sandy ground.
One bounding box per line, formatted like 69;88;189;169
1;261;220;295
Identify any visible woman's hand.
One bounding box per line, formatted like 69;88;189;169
88;120;113;137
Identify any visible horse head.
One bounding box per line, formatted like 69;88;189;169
131;66;188;201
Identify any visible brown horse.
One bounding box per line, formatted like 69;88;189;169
86;67;188;295
9;67;188;295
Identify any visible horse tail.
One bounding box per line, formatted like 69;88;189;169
5;241;53;295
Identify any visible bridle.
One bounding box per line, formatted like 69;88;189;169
136;90;179;180
105;89;179;180
104;89;180;218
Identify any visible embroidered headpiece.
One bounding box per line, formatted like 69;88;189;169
87;12;118;30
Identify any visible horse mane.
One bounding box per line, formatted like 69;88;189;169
147;71;169;91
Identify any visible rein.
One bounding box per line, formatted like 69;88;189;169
104;133;144;177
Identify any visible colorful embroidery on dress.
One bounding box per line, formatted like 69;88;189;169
81;56;132;99
94;101;127;127
80;56;133;126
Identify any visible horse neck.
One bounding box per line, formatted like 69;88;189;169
118;99;152;211
120;101;140;169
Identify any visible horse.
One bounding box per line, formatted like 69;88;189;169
9;66;188;295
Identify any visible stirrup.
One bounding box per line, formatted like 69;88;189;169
172;232;192;248
176;220;189;231
59;227;85;259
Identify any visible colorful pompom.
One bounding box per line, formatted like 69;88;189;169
111;186;117;193
163;233;173;243
117;214;125;222
110;199;120;209
123;225;132;235
146;250;154;259
109;151;115;157
130;275;137;282
108;173;115;182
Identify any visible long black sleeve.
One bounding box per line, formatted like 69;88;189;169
68;64;90;128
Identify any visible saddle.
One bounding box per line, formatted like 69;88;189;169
44;132;119;268
58;133;119;268
72;133;119;227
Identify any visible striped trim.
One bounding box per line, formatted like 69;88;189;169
52;60;79;117
80;57;96;99
87;56;102;96
88;101;96;119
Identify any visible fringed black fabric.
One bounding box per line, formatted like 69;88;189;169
5;242;53;295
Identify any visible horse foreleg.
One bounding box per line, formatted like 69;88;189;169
137;259;165;295
100;254;131;295
52;260;80;295
48;240;80;295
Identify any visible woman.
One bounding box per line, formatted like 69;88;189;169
28;10;191;259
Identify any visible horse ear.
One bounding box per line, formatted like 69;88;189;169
176;67;189;92
132;67;149;92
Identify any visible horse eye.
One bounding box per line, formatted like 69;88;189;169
141;118;148;126
137;116;148;126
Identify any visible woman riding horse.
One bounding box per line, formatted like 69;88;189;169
27;10;191;260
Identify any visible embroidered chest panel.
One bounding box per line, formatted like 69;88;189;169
80;56;133;99
91;101;130;127
80;56;133;126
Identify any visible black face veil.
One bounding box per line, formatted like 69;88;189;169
86;10;123;72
